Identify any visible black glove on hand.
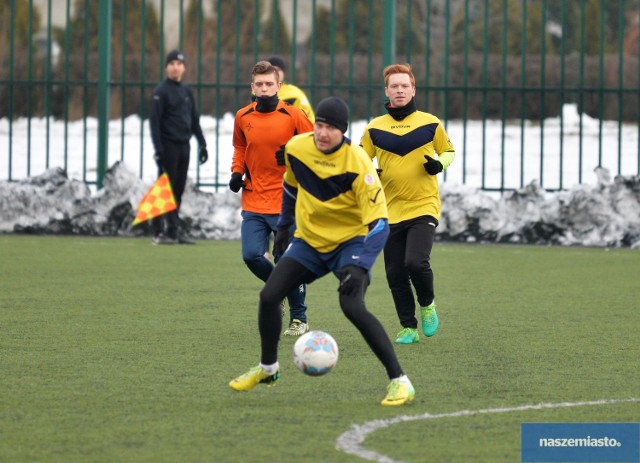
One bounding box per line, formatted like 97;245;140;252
154;151;164;170
275;144;286;166
273;227;290;257
337;265;369;296
423;155;443;175
199;146;208;165
229;173;245;193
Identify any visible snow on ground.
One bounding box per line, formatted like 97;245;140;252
1;105;639;247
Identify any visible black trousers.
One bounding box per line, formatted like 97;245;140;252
384;215;438;329
258;257;404;379
152;140;191;238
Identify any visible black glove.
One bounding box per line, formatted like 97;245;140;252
275;144;286;166
154;151;164;170
229;173;245;193
273;227;290;257
376;168;383;178
199;146;208;165
337;265;369;296
423;155;443;175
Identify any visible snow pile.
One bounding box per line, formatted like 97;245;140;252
440;167;640;248
1;161;639;248
0;162;242;240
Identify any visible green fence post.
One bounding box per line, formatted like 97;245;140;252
97;0;112;189
382;0;396;66
45;0;53;170
540;0;547;188
500;0;507;191
519;0;527;189
617;0;624;175
8;0;15;181
119;0;127;161
27;0;34;178
559;0;566;190
481;0;489;190
138;0;148;178
578;2;585;184
461;0;470;185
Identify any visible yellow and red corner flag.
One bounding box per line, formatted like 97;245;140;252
132;173;177;226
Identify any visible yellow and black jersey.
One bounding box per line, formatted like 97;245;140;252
278;83;315;122
360;111;454;223
283;133;388;253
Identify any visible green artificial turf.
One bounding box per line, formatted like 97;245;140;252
1;236;638;462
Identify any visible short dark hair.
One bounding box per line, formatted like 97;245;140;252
252;61;279;81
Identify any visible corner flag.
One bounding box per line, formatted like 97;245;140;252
132;173;177;226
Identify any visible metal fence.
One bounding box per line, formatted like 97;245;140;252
1;0;639;192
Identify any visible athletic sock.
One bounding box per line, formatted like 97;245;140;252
260;362;279;375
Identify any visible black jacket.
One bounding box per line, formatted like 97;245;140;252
149;78;206;153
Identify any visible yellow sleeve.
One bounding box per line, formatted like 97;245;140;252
438;150;455;170
434;123;455;170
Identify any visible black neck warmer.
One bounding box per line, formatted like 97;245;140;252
255;94;279;113
385;98;417;121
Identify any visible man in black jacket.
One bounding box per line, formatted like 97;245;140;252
149;49;208;245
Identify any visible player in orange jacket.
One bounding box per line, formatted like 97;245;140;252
229;60;314;336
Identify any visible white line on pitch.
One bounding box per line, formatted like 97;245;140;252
335;397;640;463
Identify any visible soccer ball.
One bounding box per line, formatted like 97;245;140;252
293;330;339;376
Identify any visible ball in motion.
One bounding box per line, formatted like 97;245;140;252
293;330;339;376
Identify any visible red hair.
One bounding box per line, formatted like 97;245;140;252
383;63;415;87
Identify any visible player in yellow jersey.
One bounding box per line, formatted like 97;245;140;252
360;63;455;345
229;97;415;406
267;55;315;122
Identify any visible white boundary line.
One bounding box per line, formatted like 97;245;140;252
335;398;640;463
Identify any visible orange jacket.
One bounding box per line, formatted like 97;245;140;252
232;101;313;214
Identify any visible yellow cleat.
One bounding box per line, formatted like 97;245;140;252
229;365;280;392
284;319;309;336
381;378;415;406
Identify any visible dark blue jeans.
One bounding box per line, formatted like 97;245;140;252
240;210;307;322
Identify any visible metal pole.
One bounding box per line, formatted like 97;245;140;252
97;0;112;189
382;0;396;66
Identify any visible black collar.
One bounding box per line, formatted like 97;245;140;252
385;98;417;120
255;94;279;113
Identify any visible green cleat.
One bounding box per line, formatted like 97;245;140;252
381;378;415;406
395;327;419;344
229;365;280;391
420;301;439;337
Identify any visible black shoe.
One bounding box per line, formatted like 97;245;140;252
177;233;196;245
152;234;177;245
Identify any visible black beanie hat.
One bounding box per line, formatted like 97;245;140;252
315;97;349;133
267;55;287;72
165;49;185;66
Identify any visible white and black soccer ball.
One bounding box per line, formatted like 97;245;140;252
293;330;339;376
